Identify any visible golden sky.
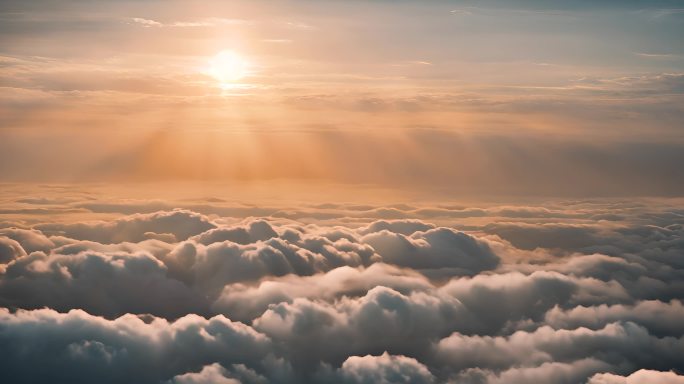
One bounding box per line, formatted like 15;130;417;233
1;0;683;196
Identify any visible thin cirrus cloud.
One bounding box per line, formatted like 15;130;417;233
129;17;249;28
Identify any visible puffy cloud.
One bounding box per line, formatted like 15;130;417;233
0;228;55;253
587;369;684;384
544;300;684;337
170;239;321;291
439;271;629;334
252;285;466;368
454;359;611;384
361;228;499;276
35;210;215;244
358;220;435;236
482;222;604;251
0;236;25;264
0;199;682;383
213;263;432;322
484;220;684;265
325;352;435;384
435;322;684;374
191;220;278;245
0;250;208;318
168;363;247;384
163;233;377;294
516;253;684;305
0;308;273;384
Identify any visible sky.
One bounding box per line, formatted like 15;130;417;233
1;0;683;196
1;1;684;383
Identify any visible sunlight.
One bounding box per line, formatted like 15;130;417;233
207;50;250;87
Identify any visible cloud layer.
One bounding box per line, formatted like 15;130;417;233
0;195;683;383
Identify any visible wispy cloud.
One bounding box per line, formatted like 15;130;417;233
130;17;162;27
449;9;472;16
284;21;315;30
634;52;681;59
129;17;249;28
261;39;293;44
648;8;684;19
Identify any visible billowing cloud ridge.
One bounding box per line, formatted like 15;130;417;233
0;197;683;383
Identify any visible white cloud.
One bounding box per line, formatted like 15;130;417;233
587;369;684;384
0;198;682;383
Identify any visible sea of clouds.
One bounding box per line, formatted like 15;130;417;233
0;191;683;383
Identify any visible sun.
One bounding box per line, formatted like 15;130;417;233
208;50;249;85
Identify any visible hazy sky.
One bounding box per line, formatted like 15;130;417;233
1;0;683;195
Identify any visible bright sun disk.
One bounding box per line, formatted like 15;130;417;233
208;50;249;85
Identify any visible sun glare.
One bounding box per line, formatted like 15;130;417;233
208;50;249;86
